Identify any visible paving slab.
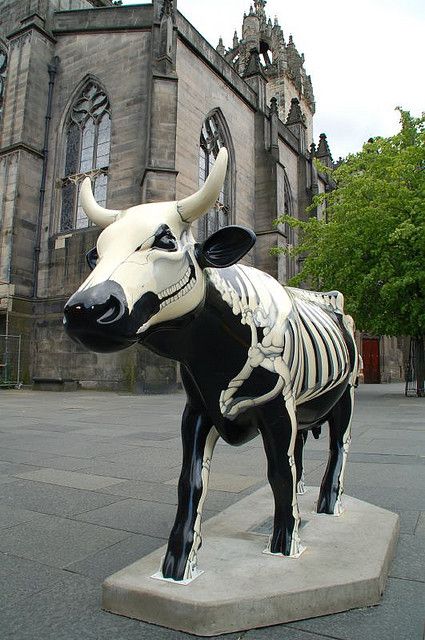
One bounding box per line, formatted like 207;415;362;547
15;468;125;490
166;472;263;493
74;497;211;538
389;533;425;582
0;461;41;475
0;513;131;567
102;486;399;637
65;533;163;580
75;458;181;482
0;503;45;529
0;572;241;640
367;439;425;456
0;479;124;516
100;479;244;513
341;483;425;512
342;461;425;489
287;576;425;640
0;552;73;608
244;627;337;640
415;511;425;536
0;447;97;470
0;473;17;486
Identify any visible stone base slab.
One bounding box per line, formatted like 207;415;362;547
102;486;399;636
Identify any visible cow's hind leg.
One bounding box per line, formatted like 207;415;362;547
295;430;308;494
161;404;218;581
317;384;354;516
259;396;304;557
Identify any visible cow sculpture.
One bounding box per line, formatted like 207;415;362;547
64;148;358;583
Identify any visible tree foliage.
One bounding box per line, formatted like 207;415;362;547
276;109;425;338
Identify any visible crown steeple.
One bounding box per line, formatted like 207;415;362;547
222;2;315;126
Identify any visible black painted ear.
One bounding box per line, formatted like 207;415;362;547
195;225;256;269
86;246;98;271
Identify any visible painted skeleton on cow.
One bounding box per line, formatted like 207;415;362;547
64;149;358;582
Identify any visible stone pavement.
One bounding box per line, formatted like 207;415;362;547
0;384;423;640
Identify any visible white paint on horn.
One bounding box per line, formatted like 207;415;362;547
177;147;228;224
80;177;121;229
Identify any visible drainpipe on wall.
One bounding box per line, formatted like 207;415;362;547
32;55;59;299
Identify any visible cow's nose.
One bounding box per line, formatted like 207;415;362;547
64;282;127;327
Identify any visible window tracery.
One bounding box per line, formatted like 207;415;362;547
284;173;296;280
0;45;8;124
60;82;111;232
198;112;232;240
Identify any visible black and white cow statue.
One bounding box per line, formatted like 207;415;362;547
64;148;358;583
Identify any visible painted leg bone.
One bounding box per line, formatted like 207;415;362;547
317;385;354;516
260;396;304;557
160;405;218;582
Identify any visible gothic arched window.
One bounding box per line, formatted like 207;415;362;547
198;112;233;240
284;173;296;280
60;82;111;231
0;45;8;125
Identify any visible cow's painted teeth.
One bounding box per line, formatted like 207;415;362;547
158;264;196;308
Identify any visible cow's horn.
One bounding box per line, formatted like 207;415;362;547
177;147;228;223
80;177;121;228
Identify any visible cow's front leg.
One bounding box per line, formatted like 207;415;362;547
317;384;354;516
259;395;304;557
161;405;218;581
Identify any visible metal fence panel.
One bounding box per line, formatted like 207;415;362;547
0;334;22;388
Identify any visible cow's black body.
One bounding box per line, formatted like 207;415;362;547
140;275;356;579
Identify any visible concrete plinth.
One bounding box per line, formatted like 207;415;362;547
102;486;399;637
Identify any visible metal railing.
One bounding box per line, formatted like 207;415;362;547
0;334;22;388
405;337;425;397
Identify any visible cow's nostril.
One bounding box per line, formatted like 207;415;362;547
97;295;125;325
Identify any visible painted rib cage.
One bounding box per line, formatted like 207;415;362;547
289;295;350;404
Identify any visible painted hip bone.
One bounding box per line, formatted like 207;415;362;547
63;148;358;582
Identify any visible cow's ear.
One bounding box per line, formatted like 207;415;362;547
195;225;256;269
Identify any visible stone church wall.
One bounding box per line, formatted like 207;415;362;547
31;29;155;389
175;39;257;253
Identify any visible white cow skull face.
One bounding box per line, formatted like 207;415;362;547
80;202;203;334
63;149;255;353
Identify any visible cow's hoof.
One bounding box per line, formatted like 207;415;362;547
161;554;186;581
265;530;305;558
316;492;344;516
264;538;306;558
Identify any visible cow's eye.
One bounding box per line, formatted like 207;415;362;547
86;247;98;271
152;225;177;252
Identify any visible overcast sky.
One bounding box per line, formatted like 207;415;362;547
122;0;424;159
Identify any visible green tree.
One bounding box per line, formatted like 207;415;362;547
275;109;425;395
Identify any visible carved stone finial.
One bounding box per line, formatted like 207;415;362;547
254;0;267;15
216;37;226;56
316;133;333;165
233;30;239;49
286;97;305;125
160;0;174;20
243;47;267;79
